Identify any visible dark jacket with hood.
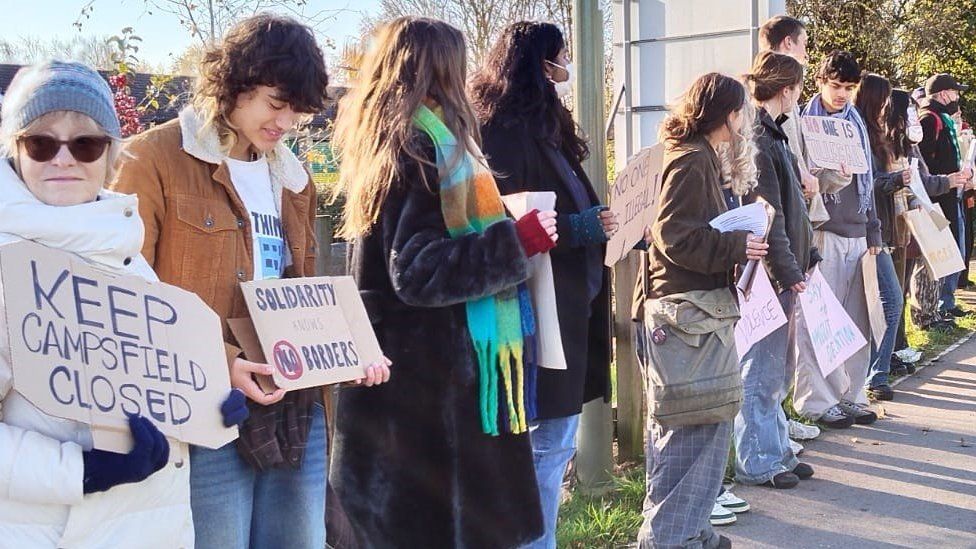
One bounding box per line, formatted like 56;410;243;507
745;108;820;292
919;98;964;240
480;114;611;420
331;131;543;549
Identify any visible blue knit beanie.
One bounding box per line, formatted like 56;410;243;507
0;60;121;140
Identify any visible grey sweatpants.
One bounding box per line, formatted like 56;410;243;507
793;230;871;419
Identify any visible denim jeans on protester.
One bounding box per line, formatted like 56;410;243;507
523;414;582;549
189;403;328;549
733;290;799;485
939;201;966;312
868;251;905;388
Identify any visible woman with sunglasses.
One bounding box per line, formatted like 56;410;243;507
0;61;199;547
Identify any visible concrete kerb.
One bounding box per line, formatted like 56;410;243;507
889;330;976;389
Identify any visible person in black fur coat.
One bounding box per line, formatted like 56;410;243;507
329;17;557;548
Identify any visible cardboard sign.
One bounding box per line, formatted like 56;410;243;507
904;208;966;280
800;115;869;174
861;253;888;349
798;266;868;377
501;192;567;370
604;144;665;267
907;159;950;231
0;240;237;452
240;276;381;390
734;267;788;360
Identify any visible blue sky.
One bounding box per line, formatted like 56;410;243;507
0;0;380;68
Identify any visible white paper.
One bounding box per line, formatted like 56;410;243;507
734;267;788;360
709;202;769;236
501;192;567;370
908;158;950;231
710;202;769;293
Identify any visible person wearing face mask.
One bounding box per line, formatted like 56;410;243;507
112;15;391;548
918;74;974;320
734;51;820;492
470;22;614;548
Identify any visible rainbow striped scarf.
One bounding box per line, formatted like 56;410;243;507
412;105;538;435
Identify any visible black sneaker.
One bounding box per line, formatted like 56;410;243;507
717;535;732;549
767;471;800;489
838;400;878;425
818;405;856;429
792;462;815;479
904;363;917;375
868;384;894;401
945;306;967;318
930;320;957;333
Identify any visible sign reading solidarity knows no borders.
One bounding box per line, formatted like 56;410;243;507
240;276;382;390
0;240;237;452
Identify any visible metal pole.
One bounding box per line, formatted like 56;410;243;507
573;0;614;495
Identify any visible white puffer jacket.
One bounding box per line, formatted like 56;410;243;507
0;161;193;548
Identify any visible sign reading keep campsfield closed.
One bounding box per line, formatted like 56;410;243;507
0;240;237;452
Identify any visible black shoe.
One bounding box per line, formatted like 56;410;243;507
717;535;732;549
767;471;800;489
818;405;856;429
905;363;917;375
945;306;967;318
889;357;909;377
868;384;894;401
930;320;957;333
838;401;878;425
792;462;815;479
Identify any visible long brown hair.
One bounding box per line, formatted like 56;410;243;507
854;72;893;162
333;17;481;238
660;73;757;195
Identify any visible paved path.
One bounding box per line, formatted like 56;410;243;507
722;336;976;548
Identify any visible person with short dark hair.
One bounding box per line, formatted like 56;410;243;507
918;73;974;319
759;15;808;64
793;51;881;429
113;14;391;548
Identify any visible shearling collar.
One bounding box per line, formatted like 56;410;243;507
177;107;308;194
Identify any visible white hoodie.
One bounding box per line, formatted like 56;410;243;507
0;160;193;548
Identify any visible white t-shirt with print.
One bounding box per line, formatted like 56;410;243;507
225;156;287;280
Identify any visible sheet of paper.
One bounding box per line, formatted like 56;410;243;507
501;192;568;370
709;202;769;237
860;253;888;349
798;266;869;377
907;159;950;231
734;267;788;360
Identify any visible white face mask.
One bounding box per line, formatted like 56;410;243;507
907;106;924;143
546;60;574;98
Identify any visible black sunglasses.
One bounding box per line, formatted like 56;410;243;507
17;135;112;163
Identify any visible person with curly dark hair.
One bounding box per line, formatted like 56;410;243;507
469;22;614;548
111;14;390;548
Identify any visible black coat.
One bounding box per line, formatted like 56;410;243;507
745;108;819;292
331;131;543;549
919;101;963;239
480;116;612;420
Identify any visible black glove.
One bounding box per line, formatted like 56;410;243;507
82;415;169;494
221;388;250;427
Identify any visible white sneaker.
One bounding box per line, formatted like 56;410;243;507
710;502;737;526
790;438;804;456
788;419;821;440
895;347;923;364
716;489;750;513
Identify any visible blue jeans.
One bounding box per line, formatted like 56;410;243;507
939;202;966;311
733;291;798;485
523;414;581;549
189;404;327;549
868;251;904;388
